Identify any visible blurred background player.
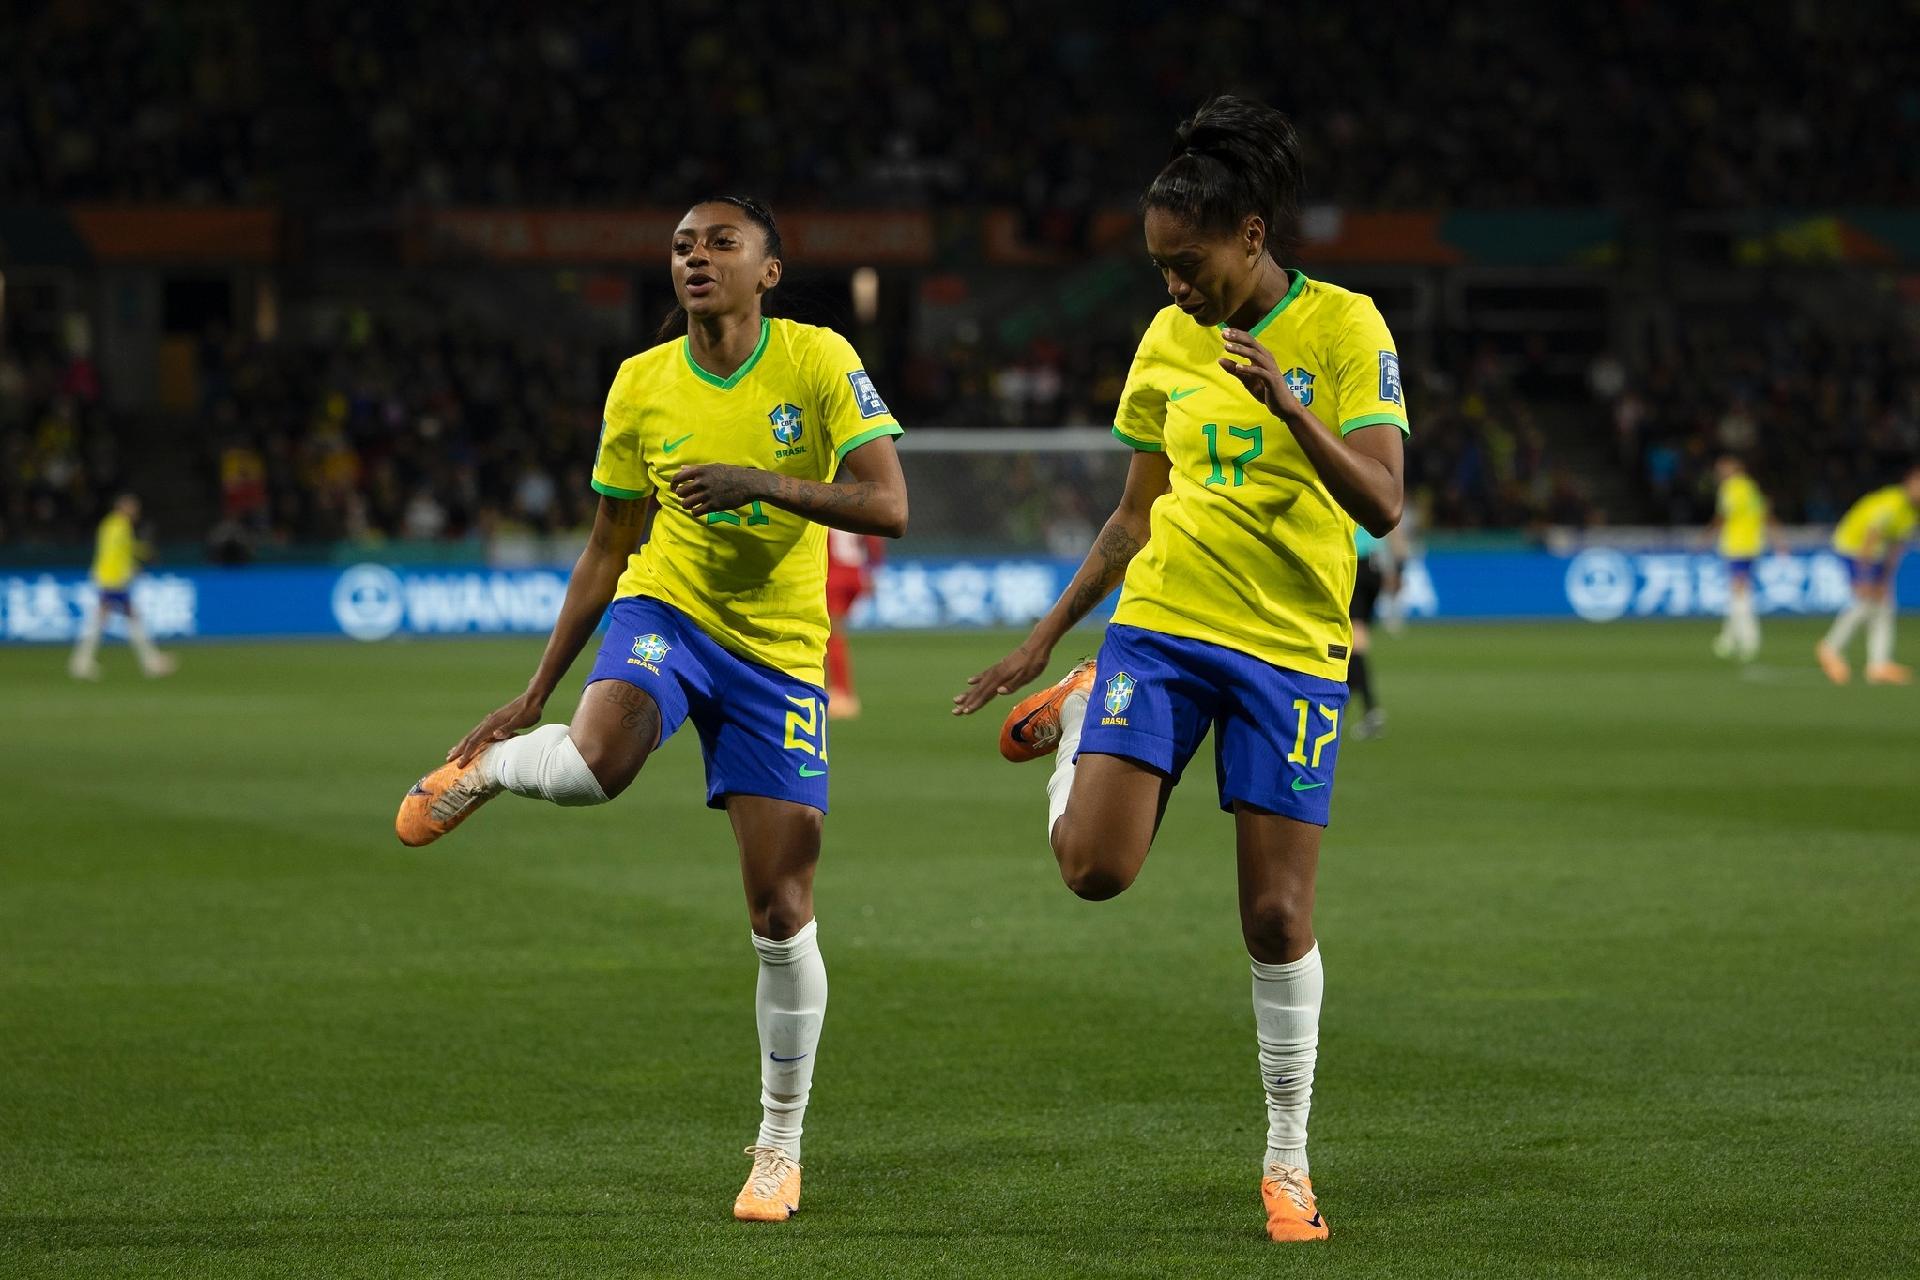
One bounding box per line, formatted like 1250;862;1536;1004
1348;522;1407;738
67;494;176;681
1817;463;1920;685
1708;455;1778;662
954;97;1407;1244
824;529;885;719
392;198;909;1221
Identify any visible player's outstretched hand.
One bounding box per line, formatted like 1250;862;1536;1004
449;692;545;766
671;463;768;518
1219;328;1295;416
952;641;1051;716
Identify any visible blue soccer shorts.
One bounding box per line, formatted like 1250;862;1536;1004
1846;557;1887;588
1076;623;1350;826
585;596;830;812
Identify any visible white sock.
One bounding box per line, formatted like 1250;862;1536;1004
1732;592;1760;656
753;920;827;1160
1252;944;1323;1174
1044;689;1090;841
1824;601;1871;655
126;614;165;671
1867;600;1896;668
478;723;607;806
70;606;102;670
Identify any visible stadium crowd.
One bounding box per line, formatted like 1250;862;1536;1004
0;341;122;546
2;316;1588;547
6;2;1908;210
1604;322;1920;526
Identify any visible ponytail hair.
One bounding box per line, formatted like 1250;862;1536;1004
654;195;785;344
1141;96;1303;261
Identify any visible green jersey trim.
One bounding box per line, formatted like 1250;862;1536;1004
1339;412;1410;437
682;318;771;390
590;478;650;499
1245;271;1309;339
1112;425;1164;452
834;422;903;459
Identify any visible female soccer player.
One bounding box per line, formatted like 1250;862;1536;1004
1817;463;1920;684
394;196;908;1221
953;97;1407;1243
1708;455;1779;662
68;493;175;680
1348;521;1409;738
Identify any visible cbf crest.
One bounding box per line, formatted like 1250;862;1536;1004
1282;368;1315;407
1103;671;1137;720
630;633;671;670
769;403;804;445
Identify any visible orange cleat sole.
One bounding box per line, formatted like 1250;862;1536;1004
395;750;497;847
998;659;1097;762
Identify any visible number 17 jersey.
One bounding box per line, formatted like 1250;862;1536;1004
1109;272;1409;682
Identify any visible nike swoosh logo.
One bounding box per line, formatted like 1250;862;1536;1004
1291;778;1327;792
406;782;430;797
769;1052;809;1062
1169;387;1202;401
1008;706;1045;743
797;764;826;778
662;433;694;453
1305;1212;1323;1229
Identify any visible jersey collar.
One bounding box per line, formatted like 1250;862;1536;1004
683;317;771;390
1239;270;1307;340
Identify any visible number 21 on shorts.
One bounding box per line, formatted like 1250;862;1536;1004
784;694;828;766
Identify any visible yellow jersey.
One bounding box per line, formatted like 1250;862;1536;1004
1716;473;1767;558
591;317;902;687
1832;485;1918;560
1111;271;1409;681
91;512;140;589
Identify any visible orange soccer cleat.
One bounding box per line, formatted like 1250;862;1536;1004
395;748;500;847
1816;644;1851;686
1864;661;1913;685
1261;1164;1329;1242
732;1145;802;1222
998;658;1097;762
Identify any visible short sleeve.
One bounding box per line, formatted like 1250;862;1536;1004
811;328;902;460
590;365;651;500
1330;298;1411;437
1112;330;1168;452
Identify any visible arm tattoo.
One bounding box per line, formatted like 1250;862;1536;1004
768;472;873;516
1066;521;1143;621
607;497;644;527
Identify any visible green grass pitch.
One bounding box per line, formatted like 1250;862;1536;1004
2;620;1915;1278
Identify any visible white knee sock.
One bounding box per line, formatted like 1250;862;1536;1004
1731;591;1760;656
69;606;103;670
1044;689;1090;840
1867;600;1896;668
478;723;608;805
1252;944;1323;1174
125;614;165;672
1824;601;1871;655
753;920;827;1159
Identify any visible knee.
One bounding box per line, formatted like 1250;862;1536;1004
572;731;642;800
750;878;818;942
1241;890;1314;959
747;819;822;941
1052;825;1139;902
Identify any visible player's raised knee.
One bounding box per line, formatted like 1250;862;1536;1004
569;727;645;800
1051;822;1144;900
